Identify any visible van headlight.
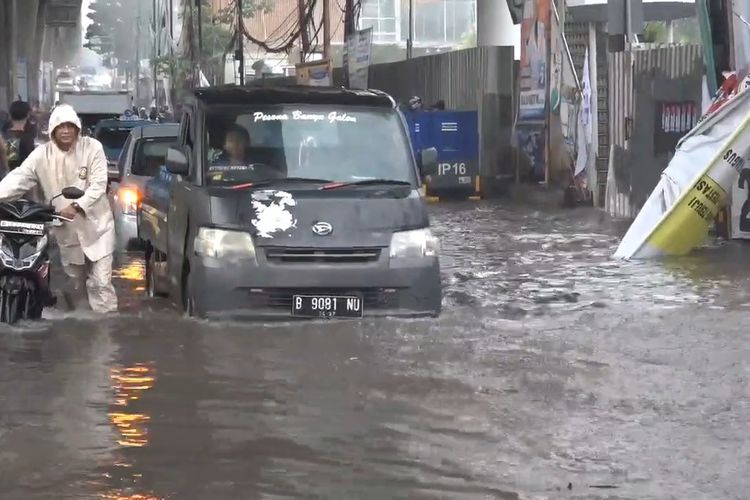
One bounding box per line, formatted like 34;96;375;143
194;228;256;261
389;228;439;259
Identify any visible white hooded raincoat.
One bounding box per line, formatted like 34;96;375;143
0;105;115;266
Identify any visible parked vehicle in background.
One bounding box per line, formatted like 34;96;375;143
138;85;442;319
110;123;179;250
55;69;78;92
92;118;151;181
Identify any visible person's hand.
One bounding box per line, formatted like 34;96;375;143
59;204;79;220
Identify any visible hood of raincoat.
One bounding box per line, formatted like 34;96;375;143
48;104;82;134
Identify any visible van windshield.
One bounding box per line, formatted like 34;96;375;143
96;127;133;161
204;105;415;186
133;137;175;176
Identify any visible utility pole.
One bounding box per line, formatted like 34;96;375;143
407;0;414;59
343;0;354;87
169;0;174;104
323;0;331;60
197;0;203;62
136;0;141;106
153;0;158;109
237;0;245;85
297;0;310;62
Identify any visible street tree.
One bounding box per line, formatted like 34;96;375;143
84;0;152;72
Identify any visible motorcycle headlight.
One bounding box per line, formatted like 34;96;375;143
389;228;440;259
194;228;256;261
0;234;47;269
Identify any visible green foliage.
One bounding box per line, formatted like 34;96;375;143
641;19;702;44
84;0;153;69
459;27;476;49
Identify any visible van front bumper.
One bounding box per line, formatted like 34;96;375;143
189;255;442;320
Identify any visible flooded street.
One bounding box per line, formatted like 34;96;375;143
1;201;750;499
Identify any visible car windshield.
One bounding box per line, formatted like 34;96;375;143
96;127;133;160
204;104;415;186
133;137;175;176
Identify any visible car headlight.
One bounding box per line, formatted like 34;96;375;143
389;228;439;259
117;186;139;216
194;228;256;261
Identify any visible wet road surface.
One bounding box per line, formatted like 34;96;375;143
1;201;749;499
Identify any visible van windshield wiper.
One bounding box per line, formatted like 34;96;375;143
229;177;334;190
319;179;412;191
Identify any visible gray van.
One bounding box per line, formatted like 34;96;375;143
110;123;179;250
139;85;441;319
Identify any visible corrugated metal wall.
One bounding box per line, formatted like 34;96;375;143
608;50;633;150
257;47;517;186
362;47;515;110
606;44;704;219
359;47;517;185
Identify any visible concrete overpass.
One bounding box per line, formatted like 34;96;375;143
0;0;83;110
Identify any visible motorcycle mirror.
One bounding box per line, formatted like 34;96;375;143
62;187;85;200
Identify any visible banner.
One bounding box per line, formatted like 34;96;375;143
615;82;750;259
518;0;550;122
731;170;750;238
296;60;332;87
549;3;562;114
344;28;373;90
574;49;592;178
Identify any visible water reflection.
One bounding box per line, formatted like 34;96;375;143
102;363;159;499
113;259;147;294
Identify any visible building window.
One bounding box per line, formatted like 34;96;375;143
361;0;476;46
405;0;475;45
360;0;401;43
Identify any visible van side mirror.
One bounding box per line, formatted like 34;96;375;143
420;147;438;176
166;147;189;175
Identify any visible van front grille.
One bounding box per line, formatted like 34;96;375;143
264;247;381;264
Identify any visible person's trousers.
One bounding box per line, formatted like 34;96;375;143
62;254;118;313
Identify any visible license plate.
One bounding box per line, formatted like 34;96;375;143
291;295;363;318
0;220;45;236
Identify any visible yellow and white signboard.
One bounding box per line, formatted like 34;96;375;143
730;169;750;239
295;60;332;87
615;84;750;259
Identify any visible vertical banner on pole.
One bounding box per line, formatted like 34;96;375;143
515;0;551;182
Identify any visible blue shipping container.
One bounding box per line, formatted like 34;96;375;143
403;110;480;195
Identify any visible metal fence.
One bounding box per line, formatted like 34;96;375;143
256;47;517;190
606;44;704;218
339;47;517;188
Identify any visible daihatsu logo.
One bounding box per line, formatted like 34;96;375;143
312;221;333;236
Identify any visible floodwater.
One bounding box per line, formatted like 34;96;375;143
1;201;749;499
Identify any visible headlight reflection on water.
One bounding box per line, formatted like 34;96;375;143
101;363;160;500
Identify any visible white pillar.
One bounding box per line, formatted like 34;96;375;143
477;0;520;59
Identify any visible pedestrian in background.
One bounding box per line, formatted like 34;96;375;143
1;101;36;172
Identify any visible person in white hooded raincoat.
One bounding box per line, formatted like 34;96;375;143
0;104;117;313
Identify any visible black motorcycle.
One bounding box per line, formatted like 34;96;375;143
0;187;84;324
